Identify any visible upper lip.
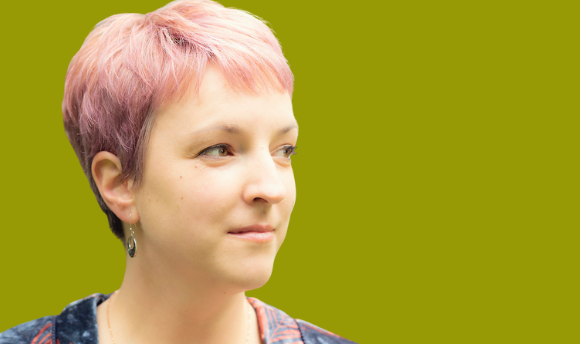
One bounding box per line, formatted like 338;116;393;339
228;223;274;234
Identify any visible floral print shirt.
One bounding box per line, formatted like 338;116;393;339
0;293;356;344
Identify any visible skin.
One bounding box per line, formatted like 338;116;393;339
92;64;298;344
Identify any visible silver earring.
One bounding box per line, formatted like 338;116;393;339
127;212;137;258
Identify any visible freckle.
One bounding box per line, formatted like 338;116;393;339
181;197;183;200
180;176;182;178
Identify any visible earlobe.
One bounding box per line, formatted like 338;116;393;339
91;151;136;223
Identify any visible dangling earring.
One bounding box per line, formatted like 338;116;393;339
126;212;137;258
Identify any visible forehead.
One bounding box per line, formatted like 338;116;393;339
155;64;295;135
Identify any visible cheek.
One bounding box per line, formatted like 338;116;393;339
155;163;239;240
275;172;297;233
284;170;297;211
182;165;237;212
135;162;236;259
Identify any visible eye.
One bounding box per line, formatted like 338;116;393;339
276;145;298;159
197;144;233;158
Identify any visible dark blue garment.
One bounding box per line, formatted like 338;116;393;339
1;293;356;344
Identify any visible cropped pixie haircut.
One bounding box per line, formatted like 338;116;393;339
62;0;294;240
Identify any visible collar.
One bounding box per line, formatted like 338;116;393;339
52;293;304;344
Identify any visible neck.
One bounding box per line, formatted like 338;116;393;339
108;253;256;344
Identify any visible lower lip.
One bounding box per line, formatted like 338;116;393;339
227;231;274;242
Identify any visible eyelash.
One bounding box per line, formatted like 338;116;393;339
197;144;298;159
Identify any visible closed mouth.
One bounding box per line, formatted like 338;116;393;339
228;229;274;234
227;223;274;234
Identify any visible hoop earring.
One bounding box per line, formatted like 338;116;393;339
126;212;137;258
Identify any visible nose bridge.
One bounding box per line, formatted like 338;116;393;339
244;145;285;203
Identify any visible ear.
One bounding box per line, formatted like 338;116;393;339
91;151;139;226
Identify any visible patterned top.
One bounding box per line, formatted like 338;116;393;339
0;293;356;344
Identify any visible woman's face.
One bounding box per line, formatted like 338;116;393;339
131;65;298;291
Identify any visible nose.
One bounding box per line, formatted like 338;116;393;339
242;146;287;205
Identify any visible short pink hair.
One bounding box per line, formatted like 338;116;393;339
62;0;294;240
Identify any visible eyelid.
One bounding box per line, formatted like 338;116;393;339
196;144;233;158
197;144;297;159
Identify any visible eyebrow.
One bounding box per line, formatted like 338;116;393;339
187;122;299;137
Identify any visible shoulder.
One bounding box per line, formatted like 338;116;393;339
0;316;55;344
247;297;357;344
0;293;110;344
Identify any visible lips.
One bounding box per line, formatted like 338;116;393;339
228;223;274;234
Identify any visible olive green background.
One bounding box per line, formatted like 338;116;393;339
0;0;577;343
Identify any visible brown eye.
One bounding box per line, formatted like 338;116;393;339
278;145;297;159
198;144;231;158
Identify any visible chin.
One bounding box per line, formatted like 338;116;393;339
231;260;275;292
245;269;274;291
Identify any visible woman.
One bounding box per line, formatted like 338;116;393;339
0;0;355;343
